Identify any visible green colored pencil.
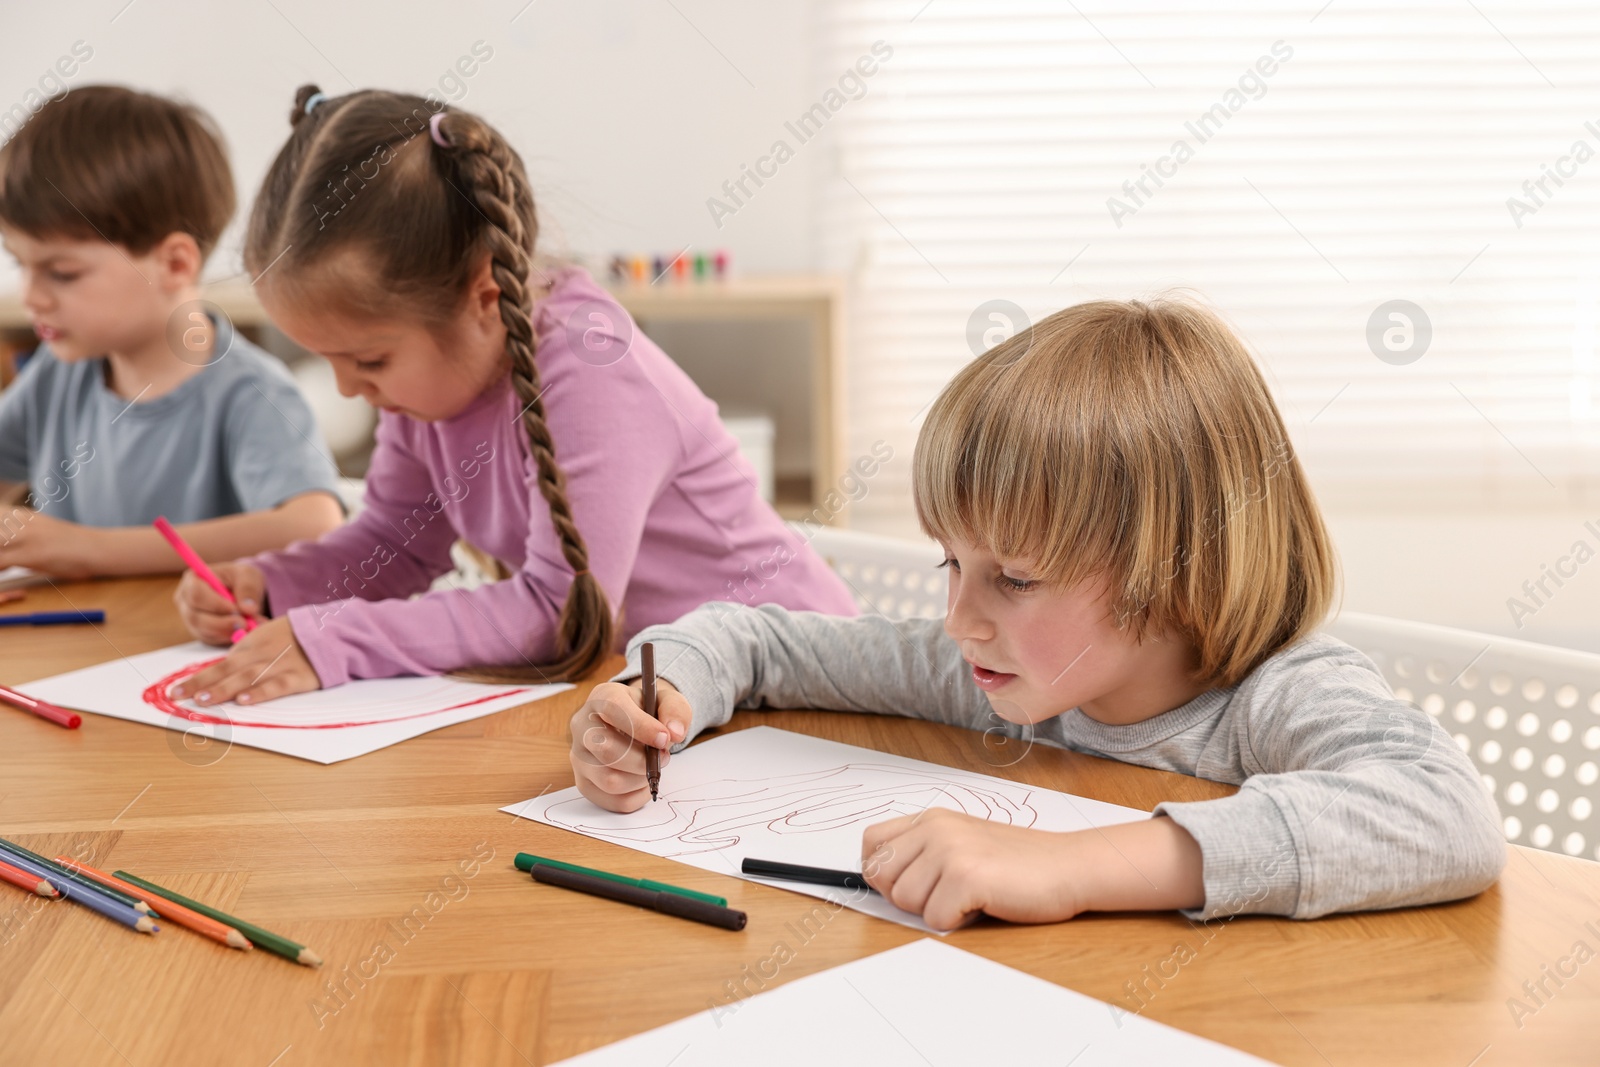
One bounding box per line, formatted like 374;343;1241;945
112;870;322;967
0;837;150;914
514;852;728;907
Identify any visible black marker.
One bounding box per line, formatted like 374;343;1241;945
742;857;875;892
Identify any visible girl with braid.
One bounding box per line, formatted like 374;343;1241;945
170;87;856;706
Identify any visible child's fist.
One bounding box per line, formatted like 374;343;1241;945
173;561;267;646
569;679;694;812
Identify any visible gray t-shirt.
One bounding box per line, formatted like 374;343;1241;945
616;603;1508;922
0;317;341;525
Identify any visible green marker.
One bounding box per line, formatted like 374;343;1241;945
514;853;727;907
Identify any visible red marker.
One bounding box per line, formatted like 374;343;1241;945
0;684;81;729
152;516;255;643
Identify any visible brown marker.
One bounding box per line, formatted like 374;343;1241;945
642;642;661;801
531;863;745;931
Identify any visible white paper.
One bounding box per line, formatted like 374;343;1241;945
19;641;570;764
0;566;46;589
553;938;1277;1066
503;726;1149;932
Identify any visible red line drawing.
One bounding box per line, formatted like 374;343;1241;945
141;658;529;731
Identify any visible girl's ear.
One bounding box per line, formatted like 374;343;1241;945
464;252;503;327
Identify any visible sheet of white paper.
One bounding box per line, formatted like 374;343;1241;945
18;641;570;764
0;566;46;589
503;725;1149;932
553;938;1277;1066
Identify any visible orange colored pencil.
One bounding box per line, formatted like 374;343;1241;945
53;857;250;951
0;857;57;897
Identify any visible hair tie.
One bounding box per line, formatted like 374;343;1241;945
303;92;327;115
429;111;451;148
572;568;589;578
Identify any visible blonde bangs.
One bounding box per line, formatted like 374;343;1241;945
913;297;1338;687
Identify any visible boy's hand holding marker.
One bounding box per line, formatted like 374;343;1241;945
569;678;692;813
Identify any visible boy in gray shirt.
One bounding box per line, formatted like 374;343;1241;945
0;314;337;529
0;86;342;578
567;297;1505;928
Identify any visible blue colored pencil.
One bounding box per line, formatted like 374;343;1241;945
0;610;104;626
53;875;158;933
0;848;156;933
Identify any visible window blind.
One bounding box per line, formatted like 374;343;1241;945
816;0;1600;535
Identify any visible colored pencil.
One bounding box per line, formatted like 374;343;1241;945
152;516;255;642
0;850;156;932
513;852;727;906
530;863;747;931
54;857;250;951
0;838;148;912
642;642;660;801
54;879;158;933
0;683;81;729
741;857;875;892
0;857;56;897
112;870;321;967
0;610;104;627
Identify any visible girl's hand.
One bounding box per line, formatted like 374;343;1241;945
861;808;1088;931
168;617;321;706
0;509;98;578
569;679;694;813
174;562;267;646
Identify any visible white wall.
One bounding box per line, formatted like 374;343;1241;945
3;1;827;482
1328;506;1600;654
1;0;822;284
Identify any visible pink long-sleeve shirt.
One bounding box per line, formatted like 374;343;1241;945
251;266;858;687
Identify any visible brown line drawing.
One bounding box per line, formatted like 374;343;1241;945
546;763;1040;857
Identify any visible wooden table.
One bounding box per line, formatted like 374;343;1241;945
1;578;1597;1065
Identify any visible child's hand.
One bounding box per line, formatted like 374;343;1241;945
0;509;97;578
569;679;694;813
861;808;1087;931
169;617;321;706
174;562;266;645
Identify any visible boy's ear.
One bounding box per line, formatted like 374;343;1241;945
147;231;204;291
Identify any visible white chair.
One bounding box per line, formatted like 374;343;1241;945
332;477;500;592
789;523;948;620
1325;612;1600;861
334;476;367;520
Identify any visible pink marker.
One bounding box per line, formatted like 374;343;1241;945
153;516;256;643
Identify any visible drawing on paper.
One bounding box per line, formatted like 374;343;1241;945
142;657;530;731
543;762;1041;857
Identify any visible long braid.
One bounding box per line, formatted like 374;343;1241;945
436;111;614;683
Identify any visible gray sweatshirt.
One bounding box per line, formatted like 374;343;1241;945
616;603;1507;922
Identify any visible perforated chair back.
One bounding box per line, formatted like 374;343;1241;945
1325;611;1600;860
792;524;948;620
